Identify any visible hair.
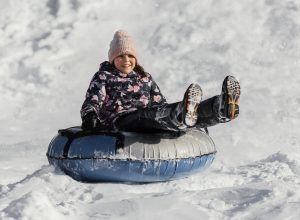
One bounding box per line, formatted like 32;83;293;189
133;64;146;77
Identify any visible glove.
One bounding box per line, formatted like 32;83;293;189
81;112;101;130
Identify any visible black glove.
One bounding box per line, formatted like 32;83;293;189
81;112;101;130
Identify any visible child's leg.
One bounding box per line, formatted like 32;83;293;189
114;83;203;132
114;103;182;132
196;95;222;128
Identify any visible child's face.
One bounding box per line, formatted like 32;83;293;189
113;54;136;75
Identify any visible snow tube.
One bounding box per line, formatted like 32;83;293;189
46;127;216;183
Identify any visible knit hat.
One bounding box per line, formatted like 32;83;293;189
108;30;138;64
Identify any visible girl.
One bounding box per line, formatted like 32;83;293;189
81;30;240;132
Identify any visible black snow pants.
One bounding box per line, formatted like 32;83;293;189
114;95;223;132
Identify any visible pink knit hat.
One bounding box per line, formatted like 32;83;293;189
108;30;138;64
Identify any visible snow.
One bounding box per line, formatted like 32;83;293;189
0;0;300;219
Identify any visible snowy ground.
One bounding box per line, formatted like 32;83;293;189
1;0;300;219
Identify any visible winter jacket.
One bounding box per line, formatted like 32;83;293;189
81;61;167;127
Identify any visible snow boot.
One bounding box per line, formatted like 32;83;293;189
182;83;203;127
220;76;241;121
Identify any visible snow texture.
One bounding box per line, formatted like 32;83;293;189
0;0;300;219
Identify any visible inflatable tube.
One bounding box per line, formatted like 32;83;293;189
46;127;216;183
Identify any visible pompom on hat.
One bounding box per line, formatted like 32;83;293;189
108;30;138;64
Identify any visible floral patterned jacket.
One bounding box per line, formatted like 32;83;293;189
81;61;167;127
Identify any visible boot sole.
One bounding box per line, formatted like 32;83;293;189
226;76;241;120
183;83;202;127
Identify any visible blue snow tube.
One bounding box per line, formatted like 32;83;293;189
46;127;216;183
